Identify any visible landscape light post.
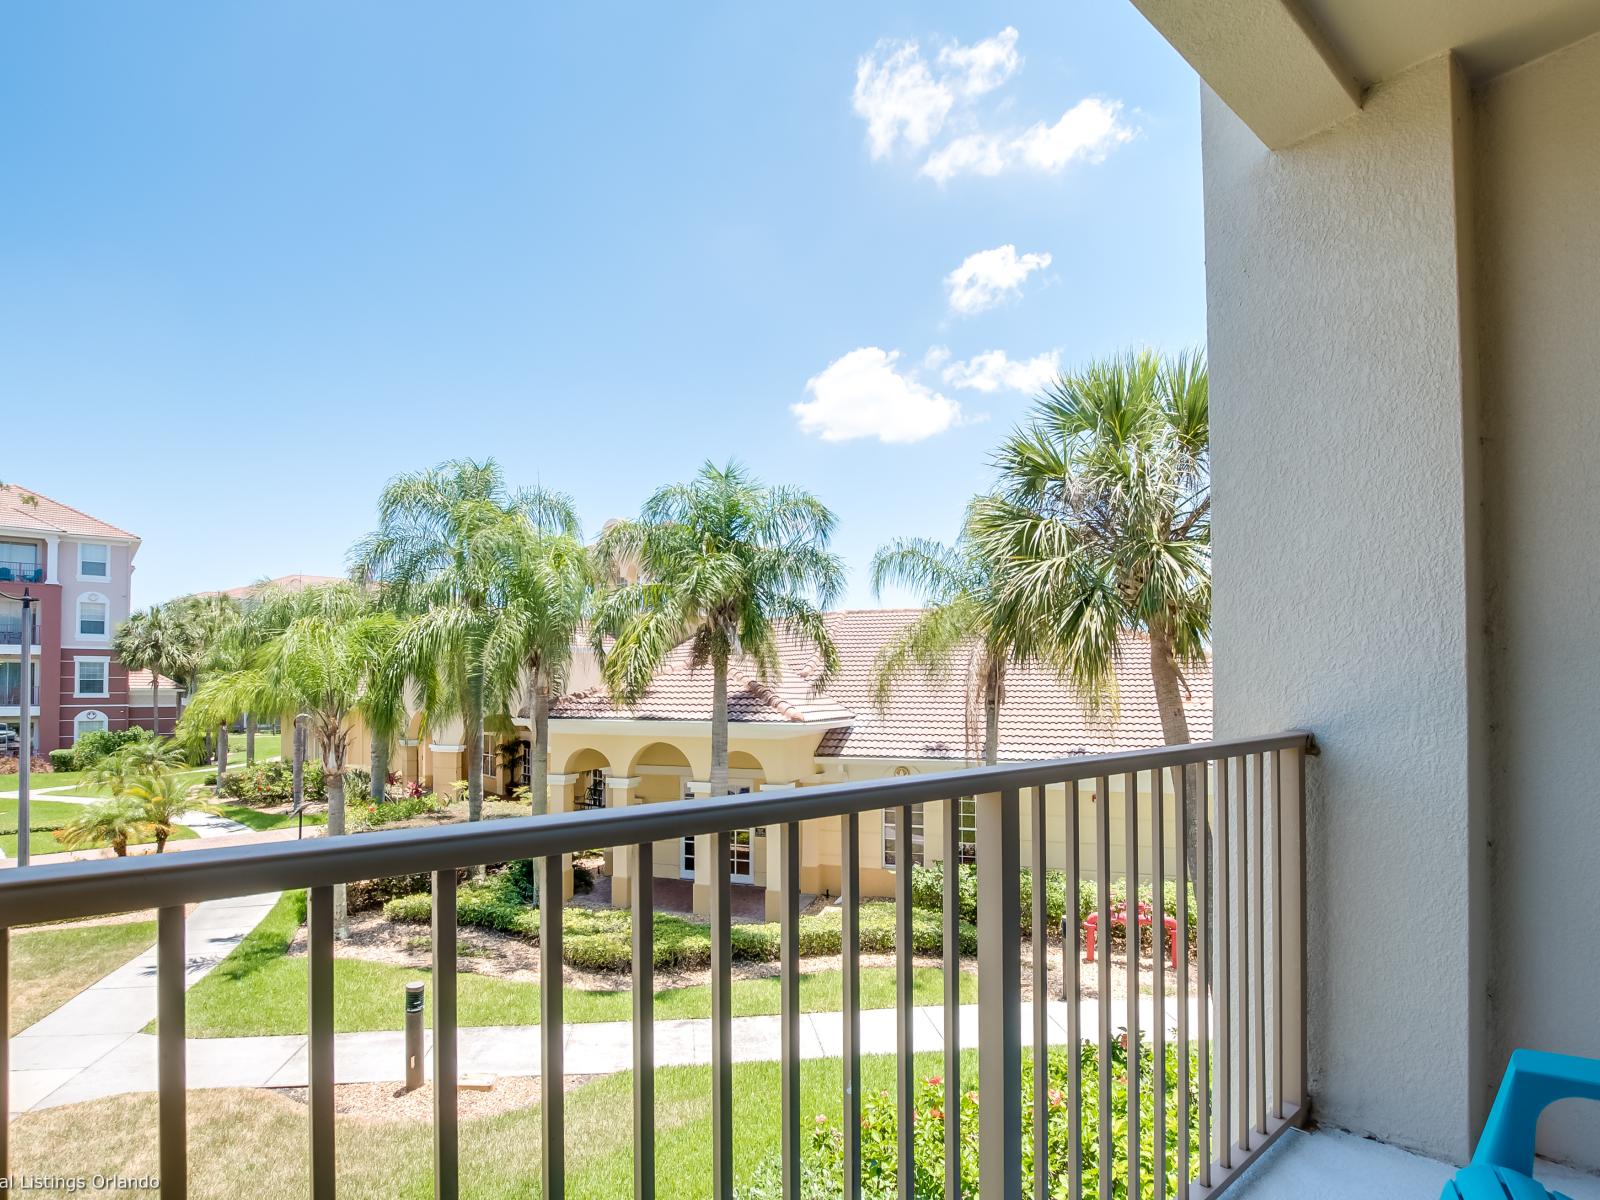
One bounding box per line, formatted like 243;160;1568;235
15;589;33;868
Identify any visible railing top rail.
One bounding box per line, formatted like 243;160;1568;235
0;732;1312;926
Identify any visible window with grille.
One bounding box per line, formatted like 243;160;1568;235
882;802;926;869
578;768;607;809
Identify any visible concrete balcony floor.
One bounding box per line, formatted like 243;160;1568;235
1231;1128;1600;1199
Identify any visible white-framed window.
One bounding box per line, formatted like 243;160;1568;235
77;593;109;639
481;749;497;783
78;542;109;579
74;710;109;741
882;803;926;869
957;797;977;863
0;660;38;707
74;657;109;697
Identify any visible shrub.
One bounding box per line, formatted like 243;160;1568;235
351;793;445;829
217;760;326;806
47;749;75;772
69;726;150;769
912;862;1196;943
738;1038;1201;1200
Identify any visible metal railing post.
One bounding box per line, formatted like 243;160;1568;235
976;788;1022;1200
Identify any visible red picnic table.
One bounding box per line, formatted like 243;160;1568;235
1080;901;1180;968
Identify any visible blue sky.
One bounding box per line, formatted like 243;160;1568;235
0;2;1204;609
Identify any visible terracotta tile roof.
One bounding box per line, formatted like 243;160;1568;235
0;484;137;541
126;669;181;692
550;609;1211;761
198;574;347;600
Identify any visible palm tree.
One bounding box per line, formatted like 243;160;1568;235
124;772;217;852
972;349;1210;863
169;594;242;777
88;737;184;797
181;582;400;932
592;461;844;796
353;459;580;823
59;799;147;857
111;605;187;737
870;509;1047;765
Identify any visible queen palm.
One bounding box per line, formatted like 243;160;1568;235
354;459;580;823
111;604;189;737
181;582;400;932
870;509;1046;765
592;461;843;796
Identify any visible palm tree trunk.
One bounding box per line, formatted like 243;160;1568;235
1147;621;1206;892
217;724;230;782
982;665;1002;766
326;767;349;937
710;653;730;797
156;830;168;853
151;679;160;738
114;835;127;857
531;676;549;818
466;680;484;823
245;715;256;765
370;734;388;801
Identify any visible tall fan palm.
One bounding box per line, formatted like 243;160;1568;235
353;459;580;823
870;510;1045;765
592;461;844;796
972;349;1210;863
181;583;400;932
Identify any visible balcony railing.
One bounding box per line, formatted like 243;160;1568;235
0;733;1310;1200
0;561;44;584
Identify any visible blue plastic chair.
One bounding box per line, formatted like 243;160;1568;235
1443;1050;1600;1200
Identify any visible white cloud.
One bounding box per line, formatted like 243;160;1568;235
794;347;963;444
852;41;953;159
943;349;1062;395
944;244;1052;316
937;27;1020;98
1013;98;1136;171
852;28;1023;160
922;97;1134;183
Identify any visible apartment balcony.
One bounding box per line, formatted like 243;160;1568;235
0;561;44;585
0;735;1330;1198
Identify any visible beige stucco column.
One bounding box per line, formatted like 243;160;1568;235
686;780;716;918
547;772;578;901
429;744;466;797
759;782;800;921
605;776;641;909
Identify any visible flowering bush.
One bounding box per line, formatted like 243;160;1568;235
352;792;447;828
216;760;326;807
912;863;1197;945
740;1038;1201;1199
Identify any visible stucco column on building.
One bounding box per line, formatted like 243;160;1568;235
686;780;715;918
547;773;578;900
604;776;641;909
44;535;60;585
758;782;800;921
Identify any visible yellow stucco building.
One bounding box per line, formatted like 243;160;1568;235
377;610;1211;921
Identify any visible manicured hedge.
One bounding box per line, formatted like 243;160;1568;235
911;862;1197;940
381;867;979;971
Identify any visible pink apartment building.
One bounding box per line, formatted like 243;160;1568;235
0;484;178;754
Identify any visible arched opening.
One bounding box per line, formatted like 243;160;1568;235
73;709;108;742
563;747;611;809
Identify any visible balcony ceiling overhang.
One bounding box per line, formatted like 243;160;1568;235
1128;0;1600;147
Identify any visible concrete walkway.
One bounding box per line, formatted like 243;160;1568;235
8;890;282;1112
9;993;1202;1113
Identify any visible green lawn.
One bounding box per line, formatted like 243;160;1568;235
5;1050;967;1198
215;803;327;832
0;795;199;855
176;892;978;1038
8;919;159;1034
0;768;88;791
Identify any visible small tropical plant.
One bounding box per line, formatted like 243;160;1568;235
124;772;217;852
59;799;148;857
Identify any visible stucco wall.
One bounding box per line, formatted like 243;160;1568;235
1475;30;1600;1166
1202;55;1488;1160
